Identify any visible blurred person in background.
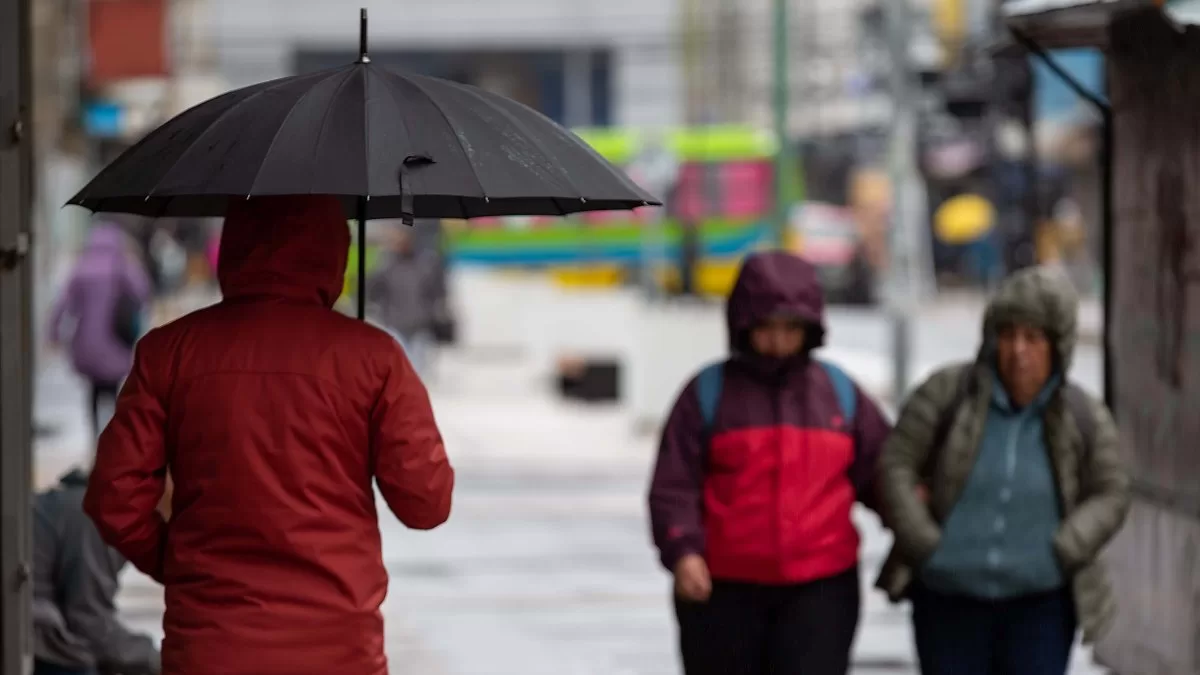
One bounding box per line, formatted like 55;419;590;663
33;467;167;675
83;196;454;675
48;220;152;438
648;251;891;675
876;266;1130;675
366;223;445;379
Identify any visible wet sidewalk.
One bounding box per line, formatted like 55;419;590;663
32;303;1111;675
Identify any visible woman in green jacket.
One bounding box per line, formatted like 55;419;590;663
876;267;1130;675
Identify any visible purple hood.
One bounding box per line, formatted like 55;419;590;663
48;222;151;384
726;250;827;353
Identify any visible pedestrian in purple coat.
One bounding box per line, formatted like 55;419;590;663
48;221;152;437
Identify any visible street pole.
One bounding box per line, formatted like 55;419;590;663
883;0;926;403
0;0;35;669
772;0;789;248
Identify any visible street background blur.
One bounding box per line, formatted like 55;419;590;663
25;0;1117;673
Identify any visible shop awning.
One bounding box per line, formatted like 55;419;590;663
1002;0;1157;47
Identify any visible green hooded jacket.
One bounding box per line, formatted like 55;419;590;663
875;267;1131;643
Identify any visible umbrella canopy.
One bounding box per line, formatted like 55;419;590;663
68;9;659;320
68;13;658;221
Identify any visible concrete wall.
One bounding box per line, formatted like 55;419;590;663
1096;12;1200;675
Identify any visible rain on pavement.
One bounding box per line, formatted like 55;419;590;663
34;296;1109;675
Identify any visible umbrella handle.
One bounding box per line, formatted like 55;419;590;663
399;154;434;226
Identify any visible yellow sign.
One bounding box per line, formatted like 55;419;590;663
934;193;995;244
934;0;966;44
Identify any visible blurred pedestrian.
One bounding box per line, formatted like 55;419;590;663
366;226;443;378
47;220;152;437
648;251;891;675
83;196;455;675
876;266;1130;675
33;468;162;675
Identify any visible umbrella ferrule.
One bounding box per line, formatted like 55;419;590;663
357;8;370;64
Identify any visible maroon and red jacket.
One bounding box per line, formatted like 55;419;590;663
648;251;890;585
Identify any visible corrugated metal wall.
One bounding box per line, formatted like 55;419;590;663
1096;10;1200;675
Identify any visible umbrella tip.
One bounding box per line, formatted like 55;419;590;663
358;8;370;64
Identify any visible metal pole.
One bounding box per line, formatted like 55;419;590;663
884;0;921;403
772;0;789;248
0;0;34;669
1099;89;1113;411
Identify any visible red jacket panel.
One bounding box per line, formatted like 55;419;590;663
704;425;859;584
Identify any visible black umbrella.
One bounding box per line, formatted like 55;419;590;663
69;9;659;318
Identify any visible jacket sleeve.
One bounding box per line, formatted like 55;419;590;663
648;378;707;573
1053;396;1132;572
84;333;169;582
69;525;161;675
848;384;891;513
877;366;963;566
370;343;454;530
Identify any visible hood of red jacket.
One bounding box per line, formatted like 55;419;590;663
726;250;826;353
217;196;349;307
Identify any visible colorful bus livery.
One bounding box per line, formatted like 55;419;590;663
443;126;783;272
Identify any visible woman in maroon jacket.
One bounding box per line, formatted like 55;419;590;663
648;251;890;675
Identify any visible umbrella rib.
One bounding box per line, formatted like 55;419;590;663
74;86;250;203
307;68;361;195
248;67;355;197
373;69;419;192
396;73;489;200
143;70;333;201
438;78;585;202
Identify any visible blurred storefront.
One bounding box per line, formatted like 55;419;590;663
295;49;612;127
207;0;678;128
1008;3;1200;674
71;0;227;294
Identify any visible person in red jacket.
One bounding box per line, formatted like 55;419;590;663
83;195;455;675
648;251;890;675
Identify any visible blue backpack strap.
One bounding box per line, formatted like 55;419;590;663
694;362;725;432
817;360;857;425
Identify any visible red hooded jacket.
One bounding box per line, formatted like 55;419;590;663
84;196;454;675
648;251;889;585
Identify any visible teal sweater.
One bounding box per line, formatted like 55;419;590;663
920;374;1065;599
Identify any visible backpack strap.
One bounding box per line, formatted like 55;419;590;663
817;360;857;425
694;362;725;432
1061;383;1096;455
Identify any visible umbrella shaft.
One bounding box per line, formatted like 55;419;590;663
357;198;367;320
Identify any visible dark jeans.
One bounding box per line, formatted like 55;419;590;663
89;380;120;438
33;660;96;675
674;567;861;675
910;583;1076;675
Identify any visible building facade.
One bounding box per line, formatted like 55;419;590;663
205;0;683;129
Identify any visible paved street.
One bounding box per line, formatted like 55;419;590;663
33;295;1111;674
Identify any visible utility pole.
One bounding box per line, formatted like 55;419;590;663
883;0;930;403
772;0;789;248
0;0;35;670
